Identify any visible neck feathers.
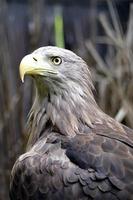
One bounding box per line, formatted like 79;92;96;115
27;80;103;148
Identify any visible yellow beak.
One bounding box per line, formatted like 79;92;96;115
19;54;57;82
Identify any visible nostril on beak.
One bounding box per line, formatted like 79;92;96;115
33;57;37;61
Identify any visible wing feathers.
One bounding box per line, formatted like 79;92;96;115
10;126;133;200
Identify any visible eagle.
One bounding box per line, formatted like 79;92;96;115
10;46;133;200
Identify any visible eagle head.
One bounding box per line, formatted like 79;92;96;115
19;46;100;145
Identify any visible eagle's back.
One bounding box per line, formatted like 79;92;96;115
10;122;133;200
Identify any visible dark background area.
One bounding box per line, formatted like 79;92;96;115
0;0;133;199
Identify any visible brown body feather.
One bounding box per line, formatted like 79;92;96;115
10;47;133;200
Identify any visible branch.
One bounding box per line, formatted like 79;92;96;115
107;0;123;39
126;3;133;48
99;13;123;47
115;106;127;122
86;41;112;77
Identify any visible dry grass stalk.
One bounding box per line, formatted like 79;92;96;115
86;2;133;128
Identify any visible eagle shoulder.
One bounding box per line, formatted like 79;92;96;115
10;130;133;200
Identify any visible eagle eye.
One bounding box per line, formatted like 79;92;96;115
51;56;62;65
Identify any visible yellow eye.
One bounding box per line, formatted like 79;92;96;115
51;56;62;65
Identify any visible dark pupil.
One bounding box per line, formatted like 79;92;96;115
55;58;59;63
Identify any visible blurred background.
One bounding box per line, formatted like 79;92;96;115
0;0;133;199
